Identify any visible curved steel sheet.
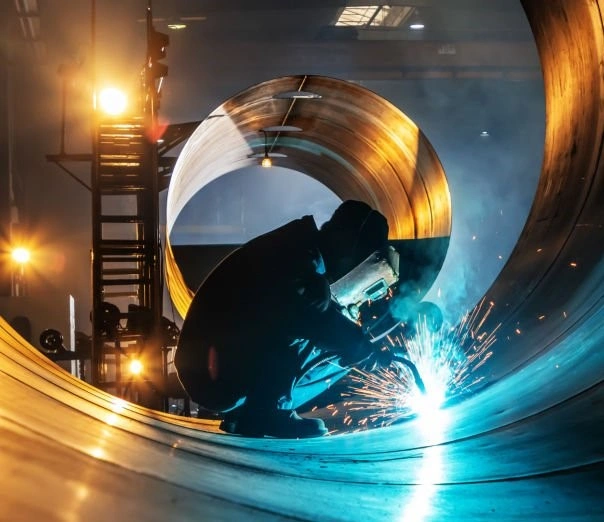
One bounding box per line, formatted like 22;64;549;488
165;75;452;318
1;1;604;521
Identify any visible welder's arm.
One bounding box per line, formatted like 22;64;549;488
293;294;376;367
293;270;332;313
289;259;377;366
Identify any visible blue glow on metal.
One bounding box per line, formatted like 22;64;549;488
342;299;499;431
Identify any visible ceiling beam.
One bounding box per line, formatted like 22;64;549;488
155;0;520;13
190;40;540;78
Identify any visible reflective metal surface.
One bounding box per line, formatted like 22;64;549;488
165;75;452;318
1;1;603;521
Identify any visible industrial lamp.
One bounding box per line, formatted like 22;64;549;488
11;245;31;297
11;247;30;264
252;126;301;167
409;9;425;30
261;154;273;168
98;87;128;116
128;358;144;376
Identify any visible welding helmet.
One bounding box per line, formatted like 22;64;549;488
320;200;389;282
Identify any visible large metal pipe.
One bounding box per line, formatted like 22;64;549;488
165;75;452;318
0;1;603;520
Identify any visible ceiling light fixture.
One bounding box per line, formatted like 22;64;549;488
409;9;425;30
251;127;298;166
273;91;322;100
167;23;187;30
260;125;303;132
261;130;273;168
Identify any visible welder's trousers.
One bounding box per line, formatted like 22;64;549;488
174;333;350;413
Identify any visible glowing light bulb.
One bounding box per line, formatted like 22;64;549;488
261;156;272;168
11;247;30;264
99;87;128;116
129;359;143;375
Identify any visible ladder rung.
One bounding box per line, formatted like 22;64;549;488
98;177;145;184
98;154;143;162
99;129;144;137
98;146;145;157
98;134;144;141
98;165;143;174
113;332;146;341
103;290;140;298
99;176;143;183
100;215;145;223
99;244;147;255
98;132;145;140
99;180;145;189
98;170;143;178
99;157;142;164
98;131;144;139
102;268;144;276
100;255;145;262
100;239;146;247
102;278;147;286
99;186;147;195
99;250;146;257
99;121;144;131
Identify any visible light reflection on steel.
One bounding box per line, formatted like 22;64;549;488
165;75;452;318
335;298;500;433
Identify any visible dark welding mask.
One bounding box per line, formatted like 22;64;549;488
330;246;399;324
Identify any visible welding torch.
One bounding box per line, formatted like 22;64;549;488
392;353;426;395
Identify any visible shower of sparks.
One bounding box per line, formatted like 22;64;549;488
337;298;500;432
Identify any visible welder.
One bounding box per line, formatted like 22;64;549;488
175;200;394;438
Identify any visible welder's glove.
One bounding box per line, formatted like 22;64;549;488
337;338;393;370
334;336;369;368
359;346;395;372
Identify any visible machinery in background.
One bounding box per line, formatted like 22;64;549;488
37;305;183;406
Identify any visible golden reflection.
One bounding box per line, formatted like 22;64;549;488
110;397;128;413
89;447;105;459
164;75;451;319
64;483;91;522
104;413;119;426
165;239;195;318
75;485;89;501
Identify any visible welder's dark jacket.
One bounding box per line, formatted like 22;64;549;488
176;215;372;405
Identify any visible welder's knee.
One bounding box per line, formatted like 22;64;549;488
174;342;247;413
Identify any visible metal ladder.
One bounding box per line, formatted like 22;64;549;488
91;117;166;409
